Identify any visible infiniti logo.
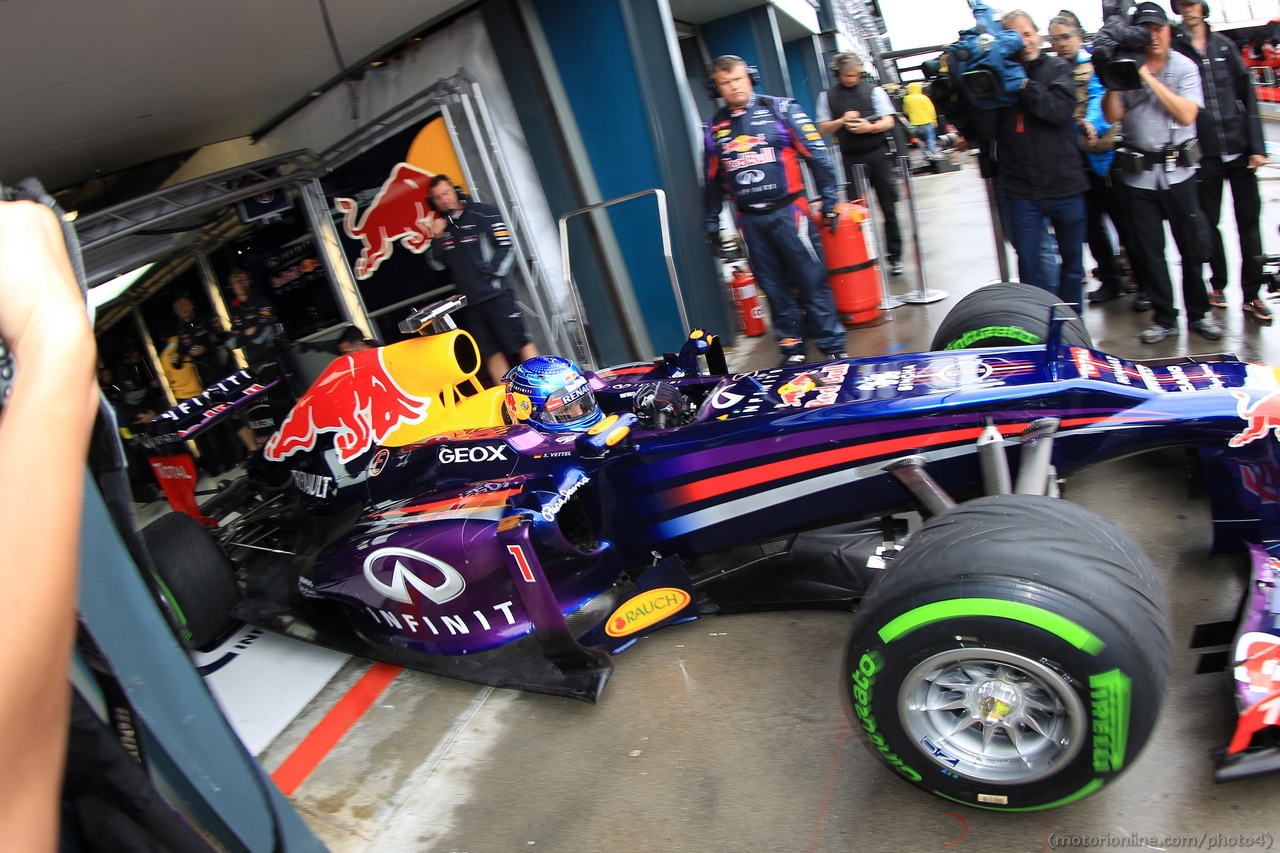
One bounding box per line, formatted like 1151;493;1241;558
363;547;466;605
736;169;766;185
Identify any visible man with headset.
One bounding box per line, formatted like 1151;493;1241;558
815;51;904;276
427;175;538;384
703;54;846;366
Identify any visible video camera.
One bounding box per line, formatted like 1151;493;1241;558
943;0;1027;110
1092;0;1152;90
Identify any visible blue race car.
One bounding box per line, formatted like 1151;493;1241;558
138;285;1280;811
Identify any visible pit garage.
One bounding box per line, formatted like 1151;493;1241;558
5;1;1280;851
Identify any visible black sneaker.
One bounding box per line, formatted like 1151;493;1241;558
1133;294;1152;312
1246;299;1275;322
889;260;904;276
781;353;807;367
1088;287;1123;304
823;351;849;360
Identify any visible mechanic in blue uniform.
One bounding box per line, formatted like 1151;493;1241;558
703;55;847;367
426;175;538;386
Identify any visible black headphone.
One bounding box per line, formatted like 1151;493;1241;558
704;55;762;100
426;175;469;212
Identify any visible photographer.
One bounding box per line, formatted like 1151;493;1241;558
1172;0;1270;322
968;11;1089;309
816;52;904;276
1102;2;1219;343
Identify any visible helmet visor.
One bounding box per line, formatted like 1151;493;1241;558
539;380;599;426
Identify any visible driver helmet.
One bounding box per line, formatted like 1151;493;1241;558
505;356;603;433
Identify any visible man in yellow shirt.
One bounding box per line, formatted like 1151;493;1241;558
903;82;939;157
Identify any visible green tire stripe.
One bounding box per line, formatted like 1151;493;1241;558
150;573;190;630
943;325;1041;350
933;778;1104;812
877;598;1106;656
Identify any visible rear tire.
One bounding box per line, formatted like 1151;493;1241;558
930;281;1092;351
843;495;1169;810
142;512;241;649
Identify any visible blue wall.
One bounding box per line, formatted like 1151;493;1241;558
700;11;761;76
533;0;686;355
785;38;819;119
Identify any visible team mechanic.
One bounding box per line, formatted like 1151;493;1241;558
703;55;847;366
427;175;538;385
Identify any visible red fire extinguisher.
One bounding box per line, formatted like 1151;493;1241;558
730;266;766;337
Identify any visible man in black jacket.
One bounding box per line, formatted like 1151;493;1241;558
815;52;903;275
970;10;1090;309
1173;0;1272;321
426;176;538;384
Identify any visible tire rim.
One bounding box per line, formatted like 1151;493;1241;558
897;648;1086;784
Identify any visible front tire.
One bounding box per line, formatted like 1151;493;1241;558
843;495;1169;810
142;512;241;649
930;281;1092;351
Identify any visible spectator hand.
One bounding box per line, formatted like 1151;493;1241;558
1250;154;1268;171
429;216;447;238
0;201;91;367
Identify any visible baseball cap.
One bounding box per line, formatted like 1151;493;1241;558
1131;1;1169;25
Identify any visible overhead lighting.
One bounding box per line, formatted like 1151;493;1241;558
62;210;78;222
88;263;155;322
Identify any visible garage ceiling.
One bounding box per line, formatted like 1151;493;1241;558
0;0;465;193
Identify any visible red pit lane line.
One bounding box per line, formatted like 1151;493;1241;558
271;662;404;796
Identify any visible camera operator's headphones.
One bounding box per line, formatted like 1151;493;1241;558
704;56;762;100
426;175;470;212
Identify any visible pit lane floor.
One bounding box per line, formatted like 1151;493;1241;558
230;156;1280;851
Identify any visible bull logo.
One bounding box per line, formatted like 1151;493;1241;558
1229;389;1280;447
263;349;432;463
334;163;438;279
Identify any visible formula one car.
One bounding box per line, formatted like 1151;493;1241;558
136;285;1280;811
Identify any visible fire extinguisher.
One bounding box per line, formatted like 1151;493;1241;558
730;266;766;337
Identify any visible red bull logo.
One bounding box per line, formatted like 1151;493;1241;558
334;163;438;279
777;373;817;408
722;134;766;154
1229;389;1280;447
264;349;433;463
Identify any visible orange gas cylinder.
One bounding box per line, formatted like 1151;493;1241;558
729;266;766;337
820;201;881;326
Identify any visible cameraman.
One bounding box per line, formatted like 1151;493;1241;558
968;11;1089;309
1102;1;1219;343
1172;0;1270;322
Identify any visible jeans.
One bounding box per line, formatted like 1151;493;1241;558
737;203;846;355
914;123;938;156
1007;195;1087;312
996;181;1061;292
